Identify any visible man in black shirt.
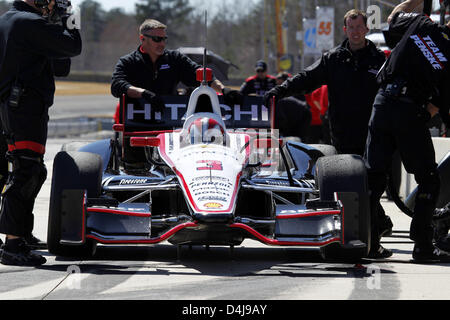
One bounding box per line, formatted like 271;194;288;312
0;0;81;266
264;9;390;258
265;10;386;157
240;60;277;96
365;0;450;262
111;19;238;107
111;19;241;168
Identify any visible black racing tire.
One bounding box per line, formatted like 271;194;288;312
309;144;338;157
282;136;302;144
315;154;370;261
47;151;102;257
60;141;91;152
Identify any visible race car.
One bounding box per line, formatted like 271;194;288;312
47;69;371;261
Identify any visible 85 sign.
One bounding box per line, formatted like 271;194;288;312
318;21;332;36
316;7;334;52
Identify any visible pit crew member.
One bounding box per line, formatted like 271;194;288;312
111;19;241;112
364;0;450;262
240;60;277;96
264;9;390;258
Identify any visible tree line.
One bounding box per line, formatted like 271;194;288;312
0;0;401;82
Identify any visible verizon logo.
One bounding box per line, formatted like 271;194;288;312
410;34;448;70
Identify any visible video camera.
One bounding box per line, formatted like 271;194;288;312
34;0;72;22
54;0;72;18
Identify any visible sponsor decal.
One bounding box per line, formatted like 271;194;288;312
124;95;270;128
119;178;148;185
398;12;419;19
410;34;448;70
204;202;223;209
196;160;223;171
160;64;170;70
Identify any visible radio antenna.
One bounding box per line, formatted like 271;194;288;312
203;10;208;86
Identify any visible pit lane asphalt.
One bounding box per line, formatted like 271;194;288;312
1;95;450;300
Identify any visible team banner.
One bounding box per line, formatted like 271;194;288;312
122;95;271;131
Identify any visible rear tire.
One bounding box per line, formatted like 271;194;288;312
47;151;102;257
309;144;337;157
315;154;370;261
60;141;91;152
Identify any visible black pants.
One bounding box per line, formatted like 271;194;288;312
0;90;49;237
0;131;8;189
364;92;439;247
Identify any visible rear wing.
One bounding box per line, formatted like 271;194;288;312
118;94;272;132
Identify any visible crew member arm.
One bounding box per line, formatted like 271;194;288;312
277;55;328;98
388;0;424;23
385;10;427;48
111;56;134;98
22;17;82;58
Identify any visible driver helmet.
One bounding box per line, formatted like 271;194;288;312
188;117;225;145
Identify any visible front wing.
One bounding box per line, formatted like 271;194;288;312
60;187;361;249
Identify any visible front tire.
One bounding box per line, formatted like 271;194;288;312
47;151;102;257
315;154;370;261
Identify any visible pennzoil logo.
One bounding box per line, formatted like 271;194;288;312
204;202;223;209
442;32;449;41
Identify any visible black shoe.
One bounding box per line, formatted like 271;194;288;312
379;216;393;238
0;238;46;266
412;244;450;263
368;245;393;259
24;234;47;250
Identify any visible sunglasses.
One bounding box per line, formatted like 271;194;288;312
142;34;168;43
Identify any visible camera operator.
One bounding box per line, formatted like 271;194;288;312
0;0;81;266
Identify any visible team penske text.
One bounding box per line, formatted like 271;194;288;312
410;34;448;70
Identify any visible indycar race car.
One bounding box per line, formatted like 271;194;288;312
47;69;371;261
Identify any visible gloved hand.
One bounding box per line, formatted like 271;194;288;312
142;90;165;113
263;86;286;108
222;88;244;106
